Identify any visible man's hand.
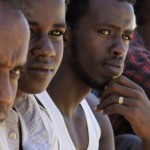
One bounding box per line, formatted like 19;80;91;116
96;76;150;140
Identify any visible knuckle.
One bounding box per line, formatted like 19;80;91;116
134;91;143;99
133;101;140;107
111;83;119;91
132;108;139;116
136;84;145;93
109;104;119;111
109;95;116;102
118;76;126;82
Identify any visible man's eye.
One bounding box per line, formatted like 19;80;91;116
10;69;21;76
98;29;111;36
50;30;64;36
102;30;110;35
122;34;132;41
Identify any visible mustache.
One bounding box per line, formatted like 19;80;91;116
101;56;125;68
27;56;55;65
102;56;125;62
103;55;124;61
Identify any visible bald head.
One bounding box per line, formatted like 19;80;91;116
0;0;20;15
0;4;29;52
0;0;30;121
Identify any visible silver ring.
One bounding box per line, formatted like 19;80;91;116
118;96;124;105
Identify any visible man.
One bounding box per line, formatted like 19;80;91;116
0;0;29;122
109;0;150;136
17;0;66;94
35;0;144;149
0;0;30;149
0;0;66;149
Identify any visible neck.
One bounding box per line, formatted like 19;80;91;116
14;89;26;107
137;24;150;49
47;62;91;118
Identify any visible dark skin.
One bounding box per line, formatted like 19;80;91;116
16;0;66;100
97;76;150;150
96;1;150;149
18;0;66;94
0;4;29;122
14;0;66;149
48;0;135;149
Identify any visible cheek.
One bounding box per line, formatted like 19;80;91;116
81;40;106;61
28;38;35;50
0;75;18;108
54;42;64;63
28;38;40;54
125;42;129;51
10;79;18;100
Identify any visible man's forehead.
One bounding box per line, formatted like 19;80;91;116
87;0;135;29
99;15;135;30
24;0;65;14
24;0;66;27
0;32;28;69
0;49;25;68
0;10;29;67
89;0;133;14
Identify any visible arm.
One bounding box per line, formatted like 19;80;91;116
86;94;115;150
97;76;150;150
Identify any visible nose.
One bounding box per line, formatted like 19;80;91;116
0;73;14;106
32;34;56;58
111;36;127;57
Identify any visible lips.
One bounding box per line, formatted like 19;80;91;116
27;63;54;79
28;63;54;70
102;60;124;76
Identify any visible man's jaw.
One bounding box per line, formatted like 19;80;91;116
0;105;9;122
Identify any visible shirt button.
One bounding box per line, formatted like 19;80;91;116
8;132;17;140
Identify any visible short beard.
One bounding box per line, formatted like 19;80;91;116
0;105;9;122
70;32;108;90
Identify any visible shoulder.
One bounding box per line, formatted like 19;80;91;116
86;93;110;127
86;93;114;136
86;93;115;149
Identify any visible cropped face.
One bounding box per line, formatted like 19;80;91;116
0;6;29;121
18;0;66;93
68;0;135;89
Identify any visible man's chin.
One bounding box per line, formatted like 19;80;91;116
0;105;9;122
0;113;6;122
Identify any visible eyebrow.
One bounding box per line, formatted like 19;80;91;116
53;23;66;29
28;21;66;29
98;23;134;33
14;64;26;71
28;21;39;27
0;62;26;70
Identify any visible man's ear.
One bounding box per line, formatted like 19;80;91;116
63;26;71;48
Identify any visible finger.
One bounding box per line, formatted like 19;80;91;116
101;82;143;101
108;76;143;91
102;104;133;120
97;96;137;111
97;95;118;111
